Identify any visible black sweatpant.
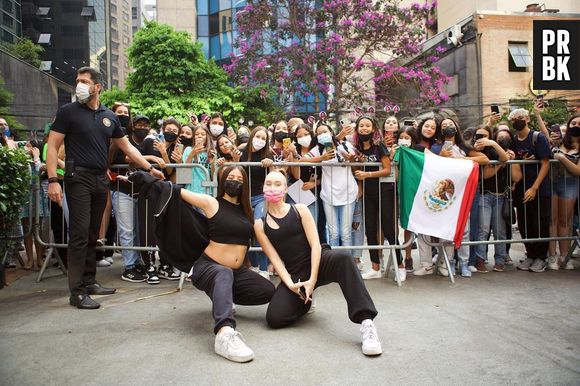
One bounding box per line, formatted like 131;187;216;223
64;171;109;295
190;253;275;334
364;183;402;265
266;247;378;329
515;195;551;260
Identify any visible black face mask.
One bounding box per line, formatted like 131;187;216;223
224;179;243;197
237;134;249;144
569;126;580;137
164;132;178;142
442;126;457;138
133;129;149;139
273;131;289;142
179;136;193;147
358;133;372;142
118;115;130;128
512;119;526;131
497;138;511;150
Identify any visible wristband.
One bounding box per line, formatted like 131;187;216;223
48;177;59;184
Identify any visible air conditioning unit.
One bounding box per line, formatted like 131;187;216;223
447;25;463;47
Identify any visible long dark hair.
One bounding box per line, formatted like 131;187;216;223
216;134;236;159
353;115;382;149
217;165;253;222
314;123;339;154
193;124;214;153
417;117;438;146
396;125;418;148
438;117;470;150
244;126;272;160
295;123;316;153
562;114;580;150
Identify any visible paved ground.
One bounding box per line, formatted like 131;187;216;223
1;246;579;386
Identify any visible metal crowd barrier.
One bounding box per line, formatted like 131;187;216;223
29;158;580;289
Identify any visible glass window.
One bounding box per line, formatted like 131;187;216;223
3;0;12;13
219;0;231;11
508;42;532;73
210;35;220;60
197;0;208;15
3;13;14;28
233;0;246;7
219;9;232;32
2;29;13;44
209;13;218;35
197;16;209;36
220;31;232;59
209;0;219;14
198;37;210;58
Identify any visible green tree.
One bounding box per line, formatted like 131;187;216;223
102;21;283;127
0;72;22;131
5;38;44;68
506;94;571;129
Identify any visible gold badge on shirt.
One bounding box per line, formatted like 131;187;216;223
102;117;111;127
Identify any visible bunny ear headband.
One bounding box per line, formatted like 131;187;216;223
307;111;329;131
383;104;400;115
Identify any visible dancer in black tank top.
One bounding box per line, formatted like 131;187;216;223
254;170;383;356
180;165;274;363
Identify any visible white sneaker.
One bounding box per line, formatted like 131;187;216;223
468;265;477;273
214;327;254;363
393;268;407;282
360;319;382;356
547;255;560;270
564;260;575;270
96;259;111;267
413;264;434;276
354;259;364;272
361;269;381;280
105;256;114;264
438;265;449;277
432;254;438;264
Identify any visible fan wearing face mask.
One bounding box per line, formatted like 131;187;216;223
270;120;300;182
240;126;274;278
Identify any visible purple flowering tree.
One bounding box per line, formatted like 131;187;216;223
225;0;449;115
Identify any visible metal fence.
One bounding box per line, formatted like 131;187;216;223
26;158;580;288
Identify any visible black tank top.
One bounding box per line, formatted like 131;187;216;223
264;205;311;273
207;197;253;246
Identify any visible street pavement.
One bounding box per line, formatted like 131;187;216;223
1;245;579;386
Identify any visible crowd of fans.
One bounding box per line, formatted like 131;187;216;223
2;102;580;283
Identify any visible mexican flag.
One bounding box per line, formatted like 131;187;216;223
396;146;479;247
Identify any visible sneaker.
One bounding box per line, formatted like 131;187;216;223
564;260;575;270
413;264;434;276
121;268;147;283
159;264;180;280
354;258;364;272
404;258;414;272
517;258;535;271
468;265;477;273
96;259;111;267
505;255;513;265
475;258;488;273
360;319;382;356
146;267;160;285
493;263;505;272
431;254;438;264
547;255;560;270
214;327;254;363
393;268;407;283
529;258;547;273
105;256;114;265
134;264;147;276
460;264;472;277
361;269;381;280
438;265;449;277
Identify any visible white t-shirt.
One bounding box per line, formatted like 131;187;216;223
307;143;358;206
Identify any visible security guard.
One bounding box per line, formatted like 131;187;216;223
46;67;164;309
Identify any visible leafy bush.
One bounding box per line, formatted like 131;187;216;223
0;147;30;234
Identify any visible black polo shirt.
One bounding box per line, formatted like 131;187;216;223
51;101;124;171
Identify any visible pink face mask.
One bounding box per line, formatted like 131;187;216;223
263;187;285;203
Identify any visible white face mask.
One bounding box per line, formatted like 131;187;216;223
252;138;266;151
209;124;224;137
398;138;412;147
75;83;92;104
297;135;312;148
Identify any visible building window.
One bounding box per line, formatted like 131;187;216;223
210;35;220;60
132;6;137;19
2;12;14;28
220;31;232;59
508;42;532;73
198;36;209;58
209;13;218;35
62;1;83;14
110;3;117;14
3;0;12;13
2;29;14;43
209;0;219;14
38;33;51;45
219;0;231;11
219;9;232;33
122;11;129;21
111;16;118;26
197;0;208;15
198;16;209;36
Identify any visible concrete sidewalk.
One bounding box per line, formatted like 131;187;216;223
1;253;579;386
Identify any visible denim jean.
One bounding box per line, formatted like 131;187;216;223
351;198;364;258
250;194;268;270
468;190;480;266
111;191;141;269
476;193;507;265
322;200;355;256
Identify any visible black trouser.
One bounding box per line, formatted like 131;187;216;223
190;253;275;334
515;194;551;260
266;247;378;329
64;171;109;295
364;183;402;265
50;182;68;267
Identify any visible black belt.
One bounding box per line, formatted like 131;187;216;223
75;166;107;175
